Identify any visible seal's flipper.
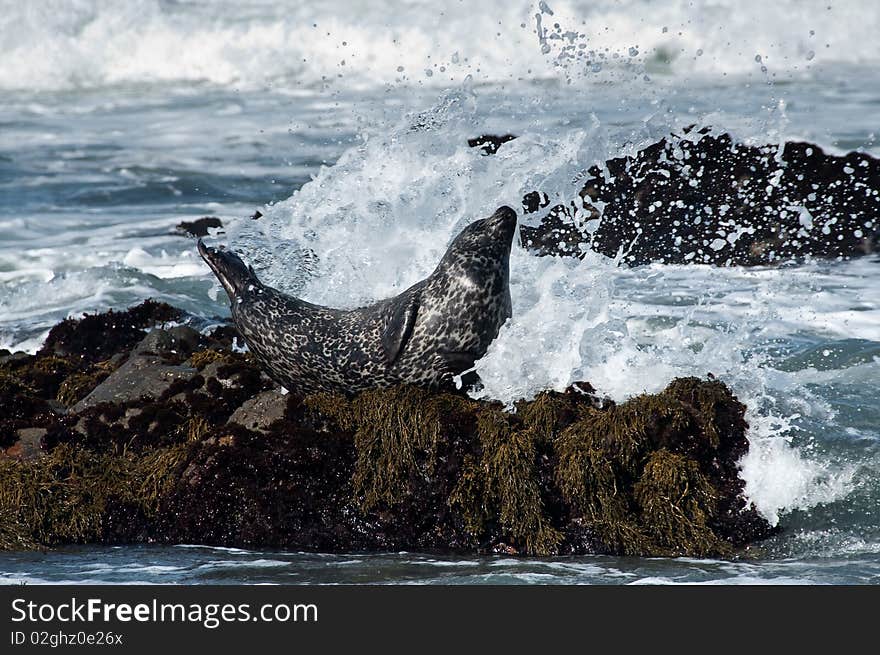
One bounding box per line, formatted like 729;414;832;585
381;292;420;366
197;239;258;300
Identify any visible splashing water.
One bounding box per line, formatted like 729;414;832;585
3;0;880;91
225;88;876;527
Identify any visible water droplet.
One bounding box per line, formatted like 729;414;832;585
806;50;815;61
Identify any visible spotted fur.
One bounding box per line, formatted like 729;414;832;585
198;206;517;395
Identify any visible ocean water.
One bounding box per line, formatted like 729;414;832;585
0;0;878;585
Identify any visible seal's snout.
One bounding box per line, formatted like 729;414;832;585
492;205;517;222
197;238;254;299
487;205;518;243
196;237;211;260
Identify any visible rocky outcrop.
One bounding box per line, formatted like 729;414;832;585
474;130;880;265
71;328;202;412
0;302;774;557
175;216;224;238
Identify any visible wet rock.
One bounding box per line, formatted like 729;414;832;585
0;351;30;367
175;216;223;237
155;420;358;550
227;389;288;432
473;131;880;265
133;327;202;360
467;134;516;155
201;379;769;555
72;352;197;412
175;355;273;425
132;329;176;356
202;324;244;351
0;374;55;449
167;326;203;354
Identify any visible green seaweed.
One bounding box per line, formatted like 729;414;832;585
56;359;117;407
0;443;188;549
553;378;746;556
308;386;461;510
459;407;562;555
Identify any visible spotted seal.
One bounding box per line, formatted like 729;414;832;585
198;206;517;395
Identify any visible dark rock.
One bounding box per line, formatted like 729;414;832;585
157;421;358;550
203;324;243;350
45;400;66;415
0;374;56;449
175;216;223;238
207;379;770;555
468;134;517;155
72;353;197;412
0;301;775;557
0;351;30;366
132;329;176;357
227;389;288;432
167;326;203;354
133;327;202;359
175;355;274;425
520;130;880;266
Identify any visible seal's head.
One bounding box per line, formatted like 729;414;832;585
452;205;517;252
440;205;517;271
197;239;256;300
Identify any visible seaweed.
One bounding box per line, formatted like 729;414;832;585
39;299;180;364
0;443;188;548
56;359;117;407
554;378;753;555
449;407;562;555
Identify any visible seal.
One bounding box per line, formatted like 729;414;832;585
198;206;517;395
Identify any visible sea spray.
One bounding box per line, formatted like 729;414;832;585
2;1;879;91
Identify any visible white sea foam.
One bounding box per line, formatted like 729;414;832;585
1;1;879;92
